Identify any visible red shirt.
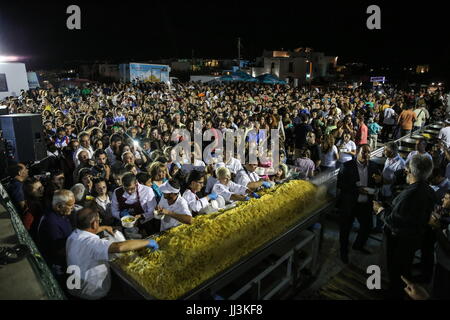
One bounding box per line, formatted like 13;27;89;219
357;123;368;146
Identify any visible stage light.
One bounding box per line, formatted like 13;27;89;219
0;55;20;62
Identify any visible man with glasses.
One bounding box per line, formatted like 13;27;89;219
373;154;436;299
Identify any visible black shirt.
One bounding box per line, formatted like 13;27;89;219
381;181;437;237
294;123;313;149
308;144;322;164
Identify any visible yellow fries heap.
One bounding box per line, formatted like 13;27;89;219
116;179;319;299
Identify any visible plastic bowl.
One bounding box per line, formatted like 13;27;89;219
153;210;165;220
121;215;137;228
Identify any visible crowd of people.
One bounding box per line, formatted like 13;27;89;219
1;80;450;300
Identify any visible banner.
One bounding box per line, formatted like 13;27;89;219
129;63;170;83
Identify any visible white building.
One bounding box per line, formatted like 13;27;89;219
0;63;29;100
251;48;337;86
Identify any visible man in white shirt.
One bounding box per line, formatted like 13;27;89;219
438;120;450;149
234;163;272;192
382;106;397;142
66;208;158;300
375;142;406;199
405;139;432;165
111;173;157;222
156;179;193;232
413;105;429;131
73;132;94;167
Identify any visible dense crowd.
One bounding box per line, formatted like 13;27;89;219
2;80;450;300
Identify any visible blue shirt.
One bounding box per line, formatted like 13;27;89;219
368;122;382;135
7;179;24;210
38;210;74;268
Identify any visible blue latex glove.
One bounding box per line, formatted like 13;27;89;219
262;181;272;189
119;209;130;218
252;192;261;199
244;196;251;201
146;239;159;251
207;193;218;200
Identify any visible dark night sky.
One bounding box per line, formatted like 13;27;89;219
0;1;449;73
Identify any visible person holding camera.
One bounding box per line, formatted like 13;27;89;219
91;149;111;181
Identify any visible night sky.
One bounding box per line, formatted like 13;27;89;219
0;1;449;74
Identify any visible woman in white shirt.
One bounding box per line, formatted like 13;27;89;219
212;167;251;204
157;179;193;232
320;134;340;171
182;170;220;215
337;132;357;166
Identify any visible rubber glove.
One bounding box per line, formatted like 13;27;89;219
262;181;272;189
207;193;218;200
146;239;159;251
244;196;251;201
252;192;261;199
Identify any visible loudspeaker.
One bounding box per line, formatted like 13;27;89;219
0;114;46;163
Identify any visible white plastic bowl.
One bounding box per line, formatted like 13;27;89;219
153;210;165;220
121;215;137;228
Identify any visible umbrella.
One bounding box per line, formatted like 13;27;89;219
256;73;287;85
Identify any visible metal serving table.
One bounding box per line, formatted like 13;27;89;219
110;174;337;300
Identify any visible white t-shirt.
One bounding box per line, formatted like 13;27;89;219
338;141;357;163
158;195;192;232
413;108;429;127
383;108;396;125
66;229;112;300
382;155;406;197
439;126;450;148
405;151;432;165
321;145;338;168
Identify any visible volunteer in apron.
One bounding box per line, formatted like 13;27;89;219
111;173;158;234
234;162;272;192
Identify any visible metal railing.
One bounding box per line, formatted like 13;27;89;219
0;182;65;300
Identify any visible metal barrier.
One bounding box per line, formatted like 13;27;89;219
0;182;65;300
